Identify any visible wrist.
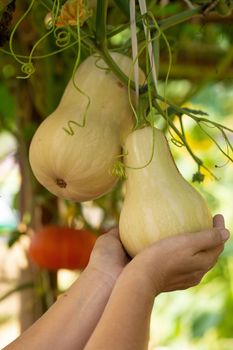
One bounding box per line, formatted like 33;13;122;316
119;261;160;300
84;263;121;289
126;256;163;297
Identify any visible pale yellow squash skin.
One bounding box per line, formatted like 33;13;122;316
29;53;144;202
119;126;212;257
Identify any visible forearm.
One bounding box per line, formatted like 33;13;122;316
85;265;155;350
4;266;116;350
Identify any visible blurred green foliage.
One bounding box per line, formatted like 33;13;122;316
0;0;233;348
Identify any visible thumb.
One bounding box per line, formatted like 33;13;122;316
189;228;229;254
213;214;225;229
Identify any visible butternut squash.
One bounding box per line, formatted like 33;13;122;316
119;126;212;257
29;53;144;202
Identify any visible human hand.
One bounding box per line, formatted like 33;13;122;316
129;214;230;296
88;228;130;284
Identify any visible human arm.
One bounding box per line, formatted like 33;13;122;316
3;229;129;350
84;215;230;350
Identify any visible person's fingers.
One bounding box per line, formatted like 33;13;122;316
164;271;205;292
187;228;229;254
92;229;117;249
213;214;225;229
105;227;120;238
100;227;120;240
194;243;224;270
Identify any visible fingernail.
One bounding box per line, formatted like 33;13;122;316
220;229;230;241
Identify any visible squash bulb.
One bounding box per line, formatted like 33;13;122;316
119;127;212;257
29;53;144;202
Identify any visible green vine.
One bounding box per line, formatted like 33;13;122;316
2;0;233;181
63;0;91;135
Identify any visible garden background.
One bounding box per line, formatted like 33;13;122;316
0;0;233;349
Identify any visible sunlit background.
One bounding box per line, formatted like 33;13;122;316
0;0;233;349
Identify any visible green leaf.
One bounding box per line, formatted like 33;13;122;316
183;107;209;116
165;106;208;119
191;312;221;339
192;171;205;183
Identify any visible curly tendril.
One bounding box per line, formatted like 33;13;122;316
141;11;174;151
0;40;78;60
28;0;63;64
9;0;36;67
19;62;35;78
63;0;91;136
145;11;174;140
54;27;71;47
62;121;80;136
9;0;63;78
198;122;233;163
94;56;111;72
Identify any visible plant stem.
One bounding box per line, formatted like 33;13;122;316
101;47;137;89
154;101;203;167
156;94;233;134
108;6;203;39
40;0;211;95
107;22;130;38
95;0;137;90
113;0;201;32
103;6;208;93
96;0;108;47
0;282;34;302
157;7;202;32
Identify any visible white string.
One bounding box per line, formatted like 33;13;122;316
138;0;158;89
130;0;139;101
